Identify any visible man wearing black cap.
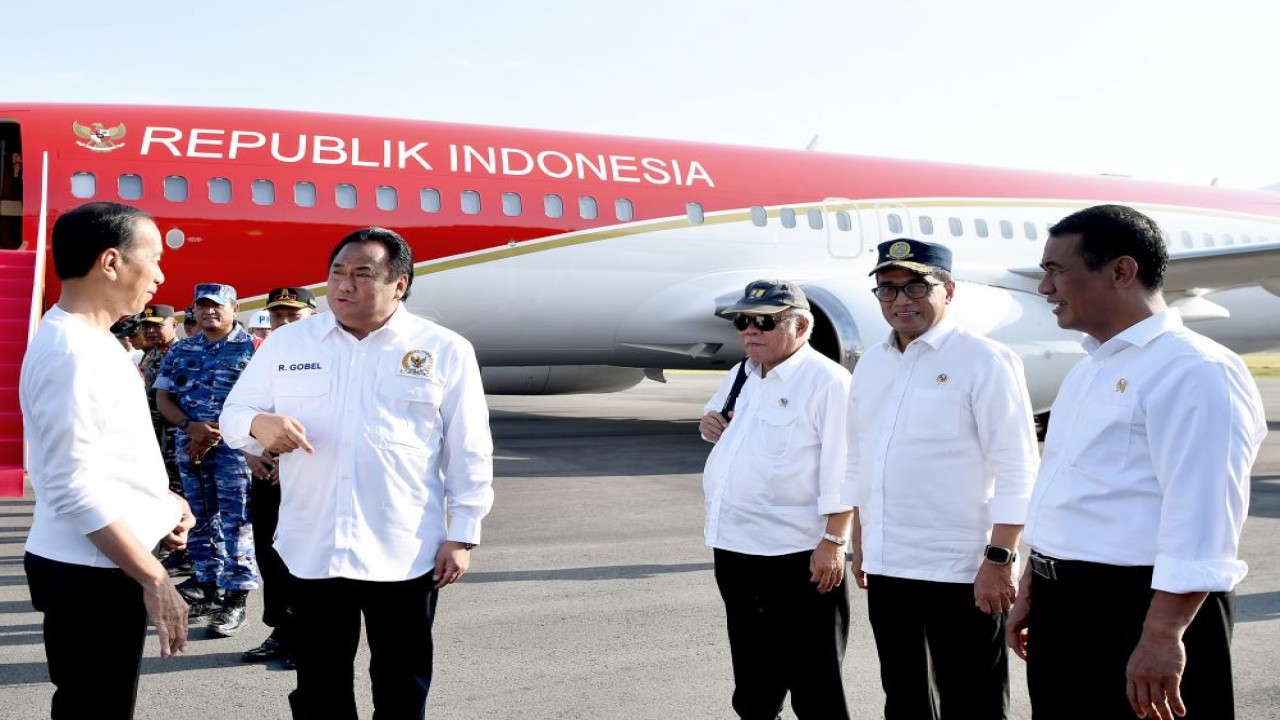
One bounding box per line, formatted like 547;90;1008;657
699;279;853;719
845;239;1039;719
241;286;318;669
139;304;192;575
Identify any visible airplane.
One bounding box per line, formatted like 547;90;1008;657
1;103;1279;493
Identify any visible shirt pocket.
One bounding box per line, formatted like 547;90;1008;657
1069;398;1134;470
375;375;445;454
755;403;798;458
275;372;330;419
905;388;963;440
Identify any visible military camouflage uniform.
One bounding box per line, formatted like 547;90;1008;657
155;324;260;592
140;344;181;495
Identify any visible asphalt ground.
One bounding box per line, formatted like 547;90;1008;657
0;375;1277;719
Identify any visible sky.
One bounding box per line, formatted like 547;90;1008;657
9;1;1280;189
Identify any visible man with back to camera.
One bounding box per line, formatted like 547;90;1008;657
240;286;319;670
845;239;1039;719
1006;205;1268;720
220;228;494;719
155;282;259;637
699;279;853;720
21;201;194;719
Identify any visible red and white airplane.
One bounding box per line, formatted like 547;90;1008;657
1;103;1278;415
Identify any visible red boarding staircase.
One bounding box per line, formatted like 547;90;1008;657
0;249;34;496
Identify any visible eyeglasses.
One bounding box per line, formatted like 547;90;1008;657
871;281;941;303
731;314;780;332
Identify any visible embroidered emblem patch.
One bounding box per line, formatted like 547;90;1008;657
887;241;913;260
399;349;435;378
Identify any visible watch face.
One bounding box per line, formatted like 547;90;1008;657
986;546;1013;564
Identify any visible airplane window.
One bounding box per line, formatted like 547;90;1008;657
686;202;704;225
836;211;852;232
118;174;143;200
461;190;481;215
1260;236;1271;244
544;194;564;218
1241;235;1252;244
1161;231;1171;245
949;217;962;237
975;219;989;238
420;188;441;213
615;198;634;222
71;172;96;199
295;181;317;208
780;207;795;229
209;177;232;204
336;184;357;210
1180;231;1193;249
918;215;933;235
999;220;1013;239
502;192;522;217
164;176;188;202
1202;232;1215;247
887;214;903;234
580;196;599;220
377;186;399;211
252;179;275;206
1222;234;1235;246
808;209;824;230
750;206;767;227
1023;221;1037;240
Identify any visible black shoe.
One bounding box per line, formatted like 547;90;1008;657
175;577;219;604
242;635;289;662
163;550;194;577
187;598;221;622
284;652;297;671
208;591;250;638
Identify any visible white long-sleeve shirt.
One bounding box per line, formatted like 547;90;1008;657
220;305;494;581
702;344;851;556
1024;310;1267;593
22;306;181;567
844;320;1040;583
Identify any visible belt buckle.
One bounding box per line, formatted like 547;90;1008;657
1030;553;1058;581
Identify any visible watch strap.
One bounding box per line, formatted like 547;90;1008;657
821;532;847;547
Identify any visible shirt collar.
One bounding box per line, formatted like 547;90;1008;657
1083;308;1182;358
747;343;812;380
879;317;958;353
320;302;413;341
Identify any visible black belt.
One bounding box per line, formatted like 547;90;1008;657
1029;550;1153;584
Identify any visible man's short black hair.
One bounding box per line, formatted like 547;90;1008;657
51;202;152;280
1048;205;1168;290
328;227;415;301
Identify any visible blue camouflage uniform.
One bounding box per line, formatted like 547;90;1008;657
155;323;260;592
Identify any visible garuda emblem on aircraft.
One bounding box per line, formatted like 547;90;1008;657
72;121;127;152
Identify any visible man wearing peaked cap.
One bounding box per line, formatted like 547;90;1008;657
266;286;319;329
138;304;191;575
845;238;1039;718
700;278;853;719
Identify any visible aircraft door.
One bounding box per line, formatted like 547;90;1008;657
0;122;21;249
822;197;865;259
873;202;912;244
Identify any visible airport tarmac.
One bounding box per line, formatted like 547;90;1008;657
0;374;1277;719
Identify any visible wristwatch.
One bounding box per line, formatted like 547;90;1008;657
984;544;1017;565
178;419;191;431
459;542;477;551
820;532;847;547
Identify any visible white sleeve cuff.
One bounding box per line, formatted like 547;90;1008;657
1151;553;1248;593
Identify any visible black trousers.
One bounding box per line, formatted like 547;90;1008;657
25;552;148;720
865;574;1008;720
713;549;851;720
250;478;294;637
289;572;439;720
1026;557;1235;720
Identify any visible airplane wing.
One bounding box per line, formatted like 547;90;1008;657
1009;242;1280;296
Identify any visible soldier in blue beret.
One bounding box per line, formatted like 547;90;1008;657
155;283;260;637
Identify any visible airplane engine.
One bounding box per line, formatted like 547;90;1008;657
481;365;647;395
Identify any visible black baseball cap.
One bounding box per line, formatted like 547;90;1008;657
721;279;811;315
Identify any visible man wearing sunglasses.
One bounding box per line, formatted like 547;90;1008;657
700;279;854;719
845;239;1039;719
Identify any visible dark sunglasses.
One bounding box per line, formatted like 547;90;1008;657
731;314;779;332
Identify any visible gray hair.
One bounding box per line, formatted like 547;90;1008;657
778;308;814;342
